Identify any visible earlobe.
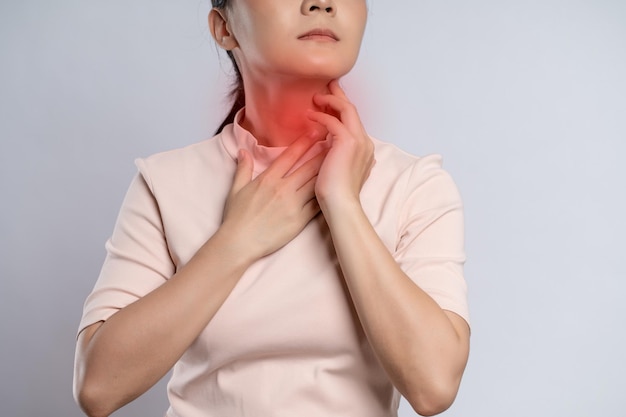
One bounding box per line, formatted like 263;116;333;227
208;8;238;50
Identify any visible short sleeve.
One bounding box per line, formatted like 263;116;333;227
77;159;176;335
393;155;470;326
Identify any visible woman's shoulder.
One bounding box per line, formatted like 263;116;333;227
369;135;447;180
367;135;463;207
130;134;235;196
137;134;225;170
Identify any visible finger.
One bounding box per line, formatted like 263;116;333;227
286;150;327;190
230;149;253;195
295;174;318;201
307;110;351;140
312;93;362;133
300;196;321;222
328;79;349;101
263;130;322;179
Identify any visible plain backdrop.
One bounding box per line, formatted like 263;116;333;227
1;1;625;416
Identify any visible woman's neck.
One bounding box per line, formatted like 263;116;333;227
240;77;331;147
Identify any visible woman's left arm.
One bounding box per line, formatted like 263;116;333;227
309;80;470;417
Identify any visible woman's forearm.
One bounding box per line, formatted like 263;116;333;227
74;136;324;417
321;198;470;416
74;227;254;417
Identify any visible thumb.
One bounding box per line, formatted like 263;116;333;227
231;149;253;194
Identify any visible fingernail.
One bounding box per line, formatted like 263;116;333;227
309;126;325;138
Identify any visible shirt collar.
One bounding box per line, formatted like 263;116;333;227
220;108;329;175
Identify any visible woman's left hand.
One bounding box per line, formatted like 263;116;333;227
307;79;375;210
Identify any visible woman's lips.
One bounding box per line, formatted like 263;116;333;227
298;29;339;41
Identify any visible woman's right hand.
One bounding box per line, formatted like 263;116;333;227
74;131;327;417
221;130;327;261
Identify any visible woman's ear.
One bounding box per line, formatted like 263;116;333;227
208;8;238;50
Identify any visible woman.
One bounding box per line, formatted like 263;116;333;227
73;0;470;416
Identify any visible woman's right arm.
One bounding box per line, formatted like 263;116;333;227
74;132;325;417
74;227;255;417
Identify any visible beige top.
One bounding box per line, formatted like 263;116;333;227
79;111;469;417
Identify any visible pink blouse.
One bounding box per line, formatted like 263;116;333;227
78;110;469;417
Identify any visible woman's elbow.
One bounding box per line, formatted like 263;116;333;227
405;379;460;416
74;378;115;417
74;322;116;416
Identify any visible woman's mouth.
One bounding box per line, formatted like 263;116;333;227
298;29;339;42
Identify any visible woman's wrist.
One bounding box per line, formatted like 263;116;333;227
199;223;260;271
319;194;363;227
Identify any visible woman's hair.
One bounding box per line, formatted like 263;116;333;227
212;0;245;135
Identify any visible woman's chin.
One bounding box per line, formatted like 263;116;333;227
289;61;355;82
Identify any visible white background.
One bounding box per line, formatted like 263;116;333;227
1;1;625;416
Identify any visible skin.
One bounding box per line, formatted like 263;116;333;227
74;1;470;416
211;0;368;146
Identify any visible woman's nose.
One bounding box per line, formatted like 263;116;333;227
301;0;336;17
